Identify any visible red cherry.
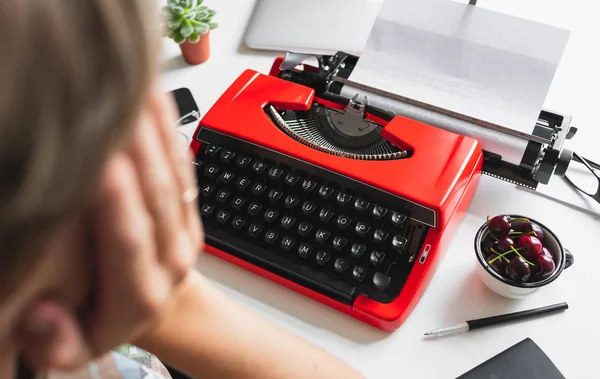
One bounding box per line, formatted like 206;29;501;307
495;236;516;253
481;237;496;256
508;256;531;282
541;247;554;260
510;218;531;233
518;235;543;261
529;223;545;240
488;215;511;237
536;254;556;279
511;219;545;240
487;254;508;276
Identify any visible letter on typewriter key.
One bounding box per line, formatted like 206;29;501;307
231;196;246;210
280;236;295;251
216;190;230;204
298;243;313;259
301;201;317;216
355;221;371;237
251;183;267;196
280;215;296;230
247;202;263;217
218;171;235;185
297;222;313;236
232;216;246;230
204;165;220;178
392;235;408;252
264;229;279;244
236;177;251;190
200;204;215;218
201;183;215;198
217;190;230;204
319;208;334;223
264;209;279;223
248;223;263;238
315;250;331;266
284;195;300;209
268;189;283;203
216;210;231;225
336;215;352;230
315;229;331;244
333;236;348;250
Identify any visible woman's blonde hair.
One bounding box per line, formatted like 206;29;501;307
0;0;159;296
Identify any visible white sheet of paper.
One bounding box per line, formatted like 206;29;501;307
345;0;570;137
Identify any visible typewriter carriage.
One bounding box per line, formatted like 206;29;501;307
271;51;577;191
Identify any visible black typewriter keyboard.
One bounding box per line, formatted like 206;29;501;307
193;134;429;305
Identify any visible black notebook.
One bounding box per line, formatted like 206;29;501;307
457;338;565;379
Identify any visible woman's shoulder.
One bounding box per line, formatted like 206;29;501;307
46;345;172;379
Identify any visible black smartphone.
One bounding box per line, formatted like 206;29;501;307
170;87;199;125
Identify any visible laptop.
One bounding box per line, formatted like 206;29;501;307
243;0;384;55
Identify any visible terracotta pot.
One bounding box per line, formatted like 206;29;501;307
179;32;210;65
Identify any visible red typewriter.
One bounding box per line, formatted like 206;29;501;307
190;52;484;331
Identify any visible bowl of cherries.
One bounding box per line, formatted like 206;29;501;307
474;214;574;299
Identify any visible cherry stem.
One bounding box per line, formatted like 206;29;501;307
509;246;536;266
508;231;537;237
508;217;530;223
485;229;499;241
487;250;514;265
489;247;511;263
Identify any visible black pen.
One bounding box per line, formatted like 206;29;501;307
424;302;568;337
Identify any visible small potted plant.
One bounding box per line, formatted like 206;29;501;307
163;0;218;65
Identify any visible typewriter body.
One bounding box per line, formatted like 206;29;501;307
189;51;573;331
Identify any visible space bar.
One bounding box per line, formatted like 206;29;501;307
205;226;357;304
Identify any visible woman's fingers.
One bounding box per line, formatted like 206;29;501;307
73;93;202;358
149;89;203;252
86;153;166;354
128;107;195;279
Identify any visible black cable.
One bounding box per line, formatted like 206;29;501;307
564;151;600;204
572;152;600;171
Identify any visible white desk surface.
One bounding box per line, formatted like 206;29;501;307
160;1;599;377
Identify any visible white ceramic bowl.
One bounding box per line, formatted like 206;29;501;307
474;215;574;299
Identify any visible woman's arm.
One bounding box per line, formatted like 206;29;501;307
134;271;364;379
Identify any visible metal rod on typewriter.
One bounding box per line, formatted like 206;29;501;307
334;77;548;168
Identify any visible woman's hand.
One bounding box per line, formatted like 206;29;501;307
83;89;203;355
17;89;203;370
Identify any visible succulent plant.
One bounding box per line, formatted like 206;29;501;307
163;0;217;44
